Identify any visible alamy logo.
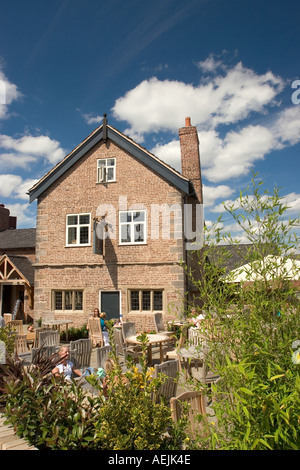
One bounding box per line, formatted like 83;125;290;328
291;80;300;104
94;197;204;250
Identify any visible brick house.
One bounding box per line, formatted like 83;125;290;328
0;205;35;321
28;116;203;330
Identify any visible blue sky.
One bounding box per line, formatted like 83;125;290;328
0;0;299;243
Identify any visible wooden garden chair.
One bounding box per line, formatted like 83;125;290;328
69;338;92;369
38;330;60;348
14;334;29;354
96;345;112;369
153;312;173;337
170;391;207;437
7;320;23;334
88;318;103;347
113;328;141;364
121;321;136;342
152;359;179;405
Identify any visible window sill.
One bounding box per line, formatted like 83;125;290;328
65;244;92;248
96;180;117;184
119;242;147;246
53;310;83;313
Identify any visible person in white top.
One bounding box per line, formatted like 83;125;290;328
51;346;82;381
189;308;205;328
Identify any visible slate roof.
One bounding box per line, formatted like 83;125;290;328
204;244;259;273
0;228;36;250
28;120;193;203
8;255;34;285
0;228;36;251
204;243;289;274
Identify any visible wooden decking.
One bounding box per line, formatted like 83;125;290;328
0;414;37;450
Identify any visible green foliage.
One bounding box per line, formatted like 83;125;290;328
0;326;15;357
0;323;188;450
87;326;187;450
188;174;300;449
0;353;101;449
2;373;100;449
60;324;88;342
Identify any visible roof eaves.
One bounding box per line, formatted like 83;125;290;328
28;123;192;203
107;126;190;195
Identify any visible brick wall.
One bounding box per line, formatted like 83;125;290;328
33;139;188;327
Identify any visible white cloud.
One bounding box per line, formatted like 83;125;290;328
82;113;102;125
112;59;298;189
272;106;300;148
0;152;37;169
0;174;23;197
112;61;284;137
203;125;275;182
149;106;300;187
0;133;65;165
4;202;36;228
14;178;39;200
203;184;235;207
197;55;225;73
151;139;181;171
283;192;300;215
0;70;22;119
0;174;38;200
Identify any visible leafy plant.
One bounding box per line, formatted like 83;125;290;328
87;325;188;450
1;325;189;450
60;324;88;342
0;326;15;358
187;174;300;449
0;352;100;449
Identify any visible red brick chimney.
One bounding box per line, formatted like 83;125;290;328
0;204;17;231
179;117;203;203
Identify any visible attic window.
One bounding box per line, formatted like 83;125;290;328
97;158;116;183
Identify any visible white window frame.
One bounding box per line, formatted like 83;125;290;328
66;213;91;246
119;210;147;245
97;158;116;183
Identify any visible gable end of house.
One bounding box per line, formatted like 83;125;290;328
28;123;192;203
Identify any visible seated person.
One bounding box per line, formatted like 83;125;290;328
51;346;82;381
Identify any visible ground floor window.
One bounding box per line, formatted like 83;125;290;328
129;289;163;312
52;290;83;311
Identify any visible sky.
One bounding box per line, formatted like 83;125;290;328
0;0;299;245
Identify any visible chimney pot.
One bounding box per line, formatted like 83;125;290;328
185;117;191;127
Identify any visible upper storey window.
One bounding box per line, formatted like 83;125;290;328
119;210;146;245
66;213;91;246
97;158;116;183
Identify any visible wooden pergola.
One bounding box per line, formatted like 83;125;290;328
0;254;34;321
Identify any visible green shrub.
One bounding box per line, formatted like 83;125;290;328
0;355;100;449
1;326;189;450
60;324;88;342
0;326;15;357
187;174;300;449
87;327;188;450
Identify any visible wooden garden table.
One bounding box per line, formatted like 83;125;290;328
125;333;169;364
